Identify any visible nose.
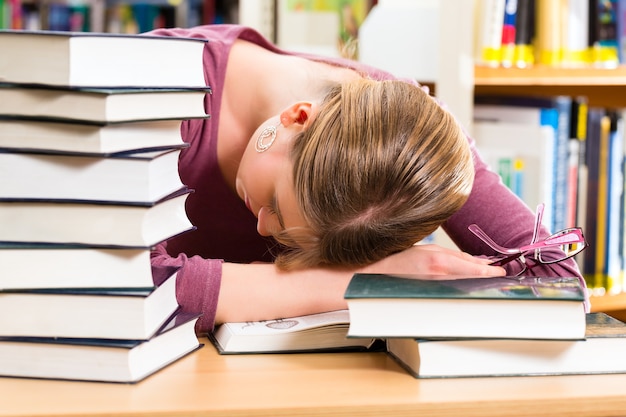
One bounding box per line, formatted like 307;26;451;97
256;206;273;236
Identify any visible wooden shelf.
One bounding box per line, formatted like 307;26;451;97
591;292;626;311
474;65;626;108
590;293;626;321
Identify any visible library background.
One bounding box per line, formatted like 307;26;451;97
3;0;626;318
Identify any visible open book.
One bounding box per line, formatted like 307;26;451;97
210;310;377;354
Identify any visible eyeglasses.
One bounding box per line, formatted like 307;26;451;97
468;203;588;276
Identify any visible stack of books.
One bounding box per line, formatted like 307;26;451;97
211;273;626;379
0;29;210;383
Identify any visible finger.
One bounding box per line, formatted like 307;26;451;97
434;256;507;277
419;245;496;265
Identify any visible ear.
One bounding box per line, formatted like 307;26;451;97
280;101;317;128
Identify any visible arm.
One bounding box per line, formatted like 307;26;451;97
218;247;505;325
154;240;504;334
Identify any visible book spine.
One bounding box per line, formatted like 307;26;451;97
567;138;580;228
513;0;535;67
0;0;7;29
568;96;589;229
552;97;574;233
606;112;624;294
620;109;626;294
563;0;591;66
582;108;604;293
618;0;626;63
536;0;563;66
500;0;518;67
477;0;506;67
589;0;620;67
539;107;558;232
594;114;611;292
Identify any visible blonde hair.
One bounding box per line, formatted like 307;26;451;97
274;79;474;270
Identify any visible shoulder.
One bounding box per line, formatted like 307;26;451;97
145;24;274;47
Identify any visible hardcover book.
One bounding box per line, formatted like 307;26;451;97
0;267;179;339
0;311;202;383
0;188;194;247
345;274;587;340
0;30;207;88
0;84;210;124
0;148;185;204
387;313;626;378
0;244;153;290
0;117;188;156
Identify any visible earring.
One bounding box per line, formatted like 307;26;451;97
255;123;280;153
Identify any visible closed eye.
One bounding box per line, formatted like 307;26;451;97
270;195;286;230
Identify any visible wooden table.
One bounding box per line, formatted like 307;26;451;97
3;337;626;417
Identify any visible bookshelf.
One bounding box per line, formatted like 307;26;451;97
0;0;222;31
475;65;626;109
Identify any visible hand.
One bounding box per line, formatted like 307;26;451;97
360;244;506;277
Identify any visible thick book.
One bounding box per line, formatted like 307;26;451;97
512;0;535;68
345;274;587;340
0;312;202;383
535;0;562;66
474;0;505;67
0;148;184;204
0;118;188;156
0;267;179;339
0;188;194;247
582;108;610;293
0;84;210;124
210;310;377;354
0;30;207;88
562;0;589;67
0;244;153;290
387;313;626;378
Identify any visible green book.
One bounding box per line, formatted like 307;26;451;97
344;274;587;340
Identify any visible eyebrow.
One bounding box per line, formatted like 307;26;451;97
271;194;286;231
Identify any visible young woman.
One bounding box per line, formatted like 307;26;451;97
148;24;586;334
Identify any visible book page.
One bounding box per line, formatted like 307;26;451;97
220;310;350;336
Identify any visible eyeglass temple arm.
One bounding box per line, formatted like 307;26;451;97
531;203;544;244
518;228;585;252
489;252;524;266
469;223;585;256
467;224;520;255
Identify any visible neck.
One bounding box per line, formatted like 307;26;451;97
218;40;360;189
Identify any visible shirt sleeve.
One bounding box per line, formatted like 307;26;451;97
151;241;223;335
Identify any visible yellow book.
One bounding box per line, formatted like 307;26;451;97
535;0;563;66
594;115;611;292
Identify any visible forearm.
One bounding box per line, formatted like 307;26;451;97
216;262;352;324
216;244;507;325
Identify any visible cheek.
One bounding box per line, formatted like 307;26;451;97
238;152;279;207
238;149;265;191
